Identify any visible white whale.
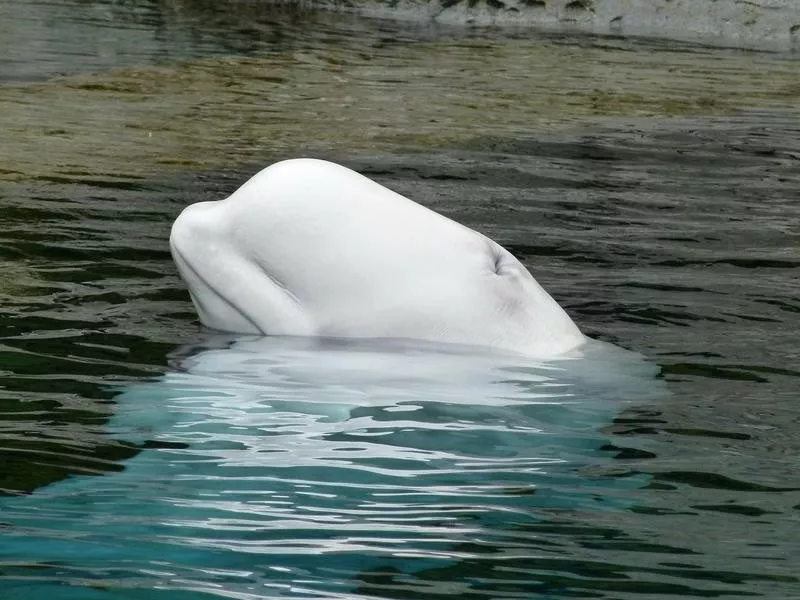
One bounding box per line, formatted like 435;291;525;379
170;158;585;357
0;163;668;596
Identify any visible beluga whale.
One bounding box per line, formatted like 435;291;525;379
0;162;668;600
170;158;585;357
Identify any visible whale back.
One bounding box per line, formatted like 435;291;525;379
170;158;584;357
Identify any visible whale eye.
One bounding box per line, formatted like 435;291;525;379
492;250;504;275
489;243;513;276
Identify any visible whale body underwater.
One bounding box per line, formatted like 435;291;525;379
1;333;661;598
0;160;664;598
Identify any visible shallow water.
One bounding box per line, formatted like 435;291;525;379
1;1;799;599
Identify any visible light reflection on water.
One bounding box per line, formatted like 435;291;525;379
3;336;665;599
0;1;798;599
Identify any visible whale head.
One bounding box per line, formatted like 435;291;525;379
170;158;585;357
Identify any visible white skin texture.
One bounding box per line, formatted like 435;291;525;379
170;159;585;357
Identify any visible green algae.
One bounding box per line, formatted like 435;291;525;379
0;32;797;183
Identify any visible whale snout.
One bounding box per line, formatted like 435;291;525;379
170;200;264;334
170;201;224;256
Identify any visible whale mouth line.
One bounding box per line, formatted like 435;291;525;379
250;259;305;314
172;245;262;334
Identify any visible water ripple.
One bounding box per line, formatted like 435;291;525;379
0;4;798;599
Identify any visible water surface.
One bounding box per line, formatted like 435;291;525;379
0;1;798;599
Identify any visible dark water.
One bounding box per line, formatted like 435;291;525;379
1;1;799;598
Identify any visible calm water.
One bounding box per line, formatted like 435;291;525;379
1;1;799;598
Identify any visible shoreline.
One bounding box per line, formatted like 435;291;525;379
190;0;800;52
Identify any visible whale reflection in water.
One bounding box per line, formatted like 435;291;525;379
1;335;664;597
106;334;663;513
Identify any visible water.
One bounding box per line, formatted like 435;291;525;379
1;1;799;598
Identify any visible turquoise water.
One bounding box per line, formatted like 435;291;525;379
2;337;662;599
1;1;799;598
